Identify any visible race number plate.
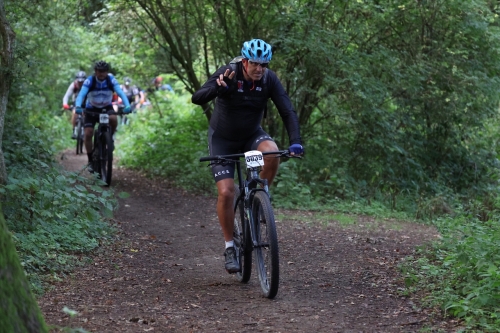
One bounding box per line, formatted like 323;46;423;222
244;150;264;169
99;114;109;124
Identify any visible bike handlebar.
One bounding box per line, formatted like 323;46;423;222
199;150;301;162
84;109;129;116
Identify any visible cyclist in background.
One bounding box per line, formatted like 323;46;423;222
121;77;145;109
75;61;131;172
191;39;304;274
62;71;86;139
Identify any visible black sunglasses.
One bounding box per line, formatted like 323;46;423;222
248;60;269;68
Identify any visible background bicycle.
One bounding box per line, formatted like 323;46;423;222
63;105;84;155
85;108;127;186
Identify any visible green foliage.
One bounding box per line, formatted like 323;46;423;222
0;204;49;333
268;0;500;209
401;213;500;331
4;0;500;330
116;88;214;192
1;113;116;292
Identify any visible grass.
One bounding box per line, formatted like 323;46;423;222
275;209;416;232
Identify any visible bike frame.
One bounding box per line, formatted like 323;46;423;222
87;109;114;156
235;159;269;250
202;150;288;249
200;149;299;298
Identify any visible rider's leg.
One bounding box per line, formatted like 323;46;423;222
257;140;280;186
216;178;240;273
216;178;235;242
84;127;94;163
71;110;77;127
109;115;118;136
71;110;77;139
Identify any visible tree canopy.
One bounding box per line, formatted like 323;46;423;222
2;0;500;330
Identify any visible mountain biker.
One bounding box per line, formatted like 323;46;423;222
62;71;87;139
75;60;131;172
191;38;304;274
121;77;145;109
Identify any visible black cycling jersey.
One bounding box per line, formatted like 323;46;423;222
191;62;302;145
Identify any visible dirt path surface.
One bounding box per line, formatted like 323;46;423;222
39;150;460;332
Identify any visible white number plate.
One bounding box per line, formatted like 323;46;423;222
99;114;109;124
244;150;264;169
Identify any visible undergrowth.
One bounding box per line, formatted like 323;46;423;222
1;114;117;294
400;213;500;332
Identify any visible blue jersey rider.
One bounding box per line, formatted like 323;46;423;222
75;60;131;172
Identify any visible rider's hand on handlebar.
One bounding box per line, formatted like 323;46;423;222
75;106;83;114
123;105;131;114
288;144;304;156
63;104;70;110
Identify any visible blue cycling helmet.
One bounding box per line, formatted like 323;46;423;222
241;39;272;63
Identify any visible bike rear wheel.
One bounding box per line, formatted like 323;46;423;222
234;186;252;283
252;190;279;299
99;131;113;186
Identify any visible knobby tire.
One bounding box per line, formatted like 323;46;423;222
92;131;101;179
234;186;252;283
99;131;113;186
252;190;279;299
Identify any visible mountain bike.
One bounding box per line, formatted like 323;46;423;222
85;108;126;186
64;105;84;154
200;149;299;299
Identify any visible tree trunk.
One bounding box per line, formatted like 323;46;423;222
0;0;16;185
0;2;47;331
0;203;48;332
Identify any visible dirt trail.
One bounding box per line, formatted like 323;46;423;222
39;149;458;332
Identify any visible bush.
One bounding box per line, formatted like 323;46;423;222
401;213;500;331
1;114;116;292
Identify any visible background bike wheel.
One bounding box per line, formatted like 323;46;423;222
92;132;102;179
99;132;113;186
93;153;101;179
234;186;252;283
252;191;279;299
76;121;83;154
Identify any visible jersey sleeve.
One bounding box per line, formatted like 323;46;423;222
62;83;75;105
191;66;230;105
268;71;302;145
114;84;130;107
75;85;89;108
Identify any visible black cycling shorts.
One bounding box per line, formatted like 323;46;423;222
207;127;274;182
84;105;115;128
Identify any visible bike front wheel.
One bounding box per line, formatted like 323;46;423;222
234;186;252;283
99;131;113;186
252;190;279;299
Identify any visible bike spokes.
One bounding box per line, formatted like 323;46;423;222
234;186;252;283
253;191;279;299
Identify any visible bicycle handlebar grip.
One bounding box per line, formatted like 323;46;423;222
199;156;214;162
